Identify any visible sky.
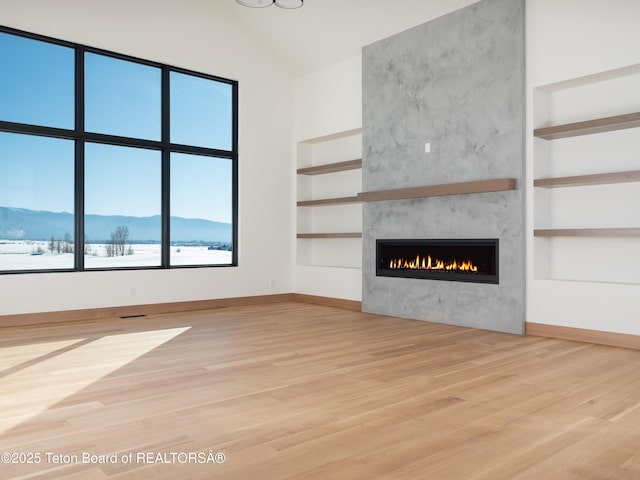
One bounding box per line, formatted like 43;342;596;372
0;30;233;225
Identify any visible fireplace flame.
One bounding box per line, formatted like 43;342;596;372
389;254;478;273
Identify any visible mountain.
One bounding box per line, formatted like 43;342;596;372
0;207;231;243
0;207;74;241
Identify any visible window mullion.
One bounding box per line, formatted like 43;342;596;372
232;84;239;266
161;67;171;268
75;47;85;271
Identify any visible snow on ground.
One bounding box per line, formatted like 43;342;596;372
0;240;232;270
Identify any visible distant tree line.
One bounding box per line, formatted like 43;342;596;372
46;226;134;257
48;233;73;254
105;226;134;257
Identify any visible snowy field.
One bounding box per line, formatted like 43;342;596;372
0;240;232;270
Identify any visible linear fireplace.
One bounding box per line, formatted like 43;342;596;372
376;239;499;284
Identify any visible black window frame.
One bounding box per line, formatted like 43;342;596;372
0;25;239;274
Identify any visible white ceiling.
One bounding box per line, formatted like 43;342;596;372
215;0;481;77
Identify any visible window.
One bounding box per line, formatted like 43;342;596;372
170;153;232;266
0;132;75;271
84;144;162;269
85;53;162;141
0;27;238;273
170;71;233;150
0;31;74;129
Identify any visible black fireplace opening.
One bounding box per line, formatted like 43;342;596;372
376;239;499;284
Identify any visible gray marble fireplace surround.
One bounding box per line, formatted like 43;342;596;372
361;0;525;334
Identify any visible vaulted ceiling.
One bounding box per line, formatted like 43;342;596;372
215;0;481;76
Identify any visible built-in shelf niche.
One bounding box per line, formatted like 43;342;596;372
296;129;363;269
533;65;640;284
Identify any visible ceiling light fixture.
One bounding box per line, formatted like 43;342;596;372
236;0;303;9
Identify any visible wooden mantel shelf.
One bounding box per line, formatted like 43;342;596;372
356;178;516;202
534;228;640;237
534;112;640;140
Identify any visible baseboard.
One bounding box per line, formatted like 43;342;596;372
526;322;640;351
0;293;296;328
0;293;363;328
292;294;362;311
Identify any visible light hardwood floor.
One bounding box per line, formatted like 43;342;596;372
1;302;639;479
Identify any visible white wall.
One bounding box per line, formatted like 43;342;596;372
526;0;640;335
0;0;294;315
292;54;363;301
294;54;362;142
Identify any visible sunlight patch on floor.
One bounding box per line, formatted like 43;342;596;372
0;339;87;372
0;327;190;435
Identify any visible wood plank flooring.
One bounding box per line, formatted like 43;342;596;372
1;302;639;479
